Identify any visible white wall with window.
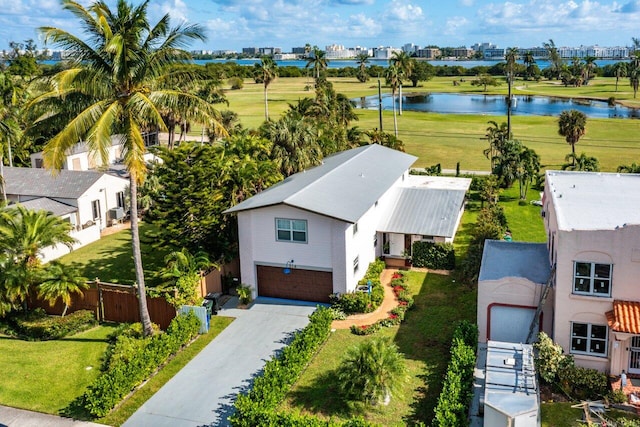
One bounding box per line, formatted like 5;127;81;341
573;262;612;297
76;174;129;230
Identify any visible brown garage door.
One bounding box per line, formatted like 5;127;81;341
256;265;333;303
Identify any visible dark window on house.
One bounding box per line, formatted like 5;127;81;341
353;256;359;273
573;262;612;297
275;218;307;243
353;222;358;235
91;200;101;220
373;233;378;247
571;322;608;357
116;191;125;209
35;158;44;168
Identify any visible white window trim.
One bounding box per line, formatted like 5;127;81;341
91;199;101;220
275;218;308;244
570;322;608;358
573;261;612;297
353;256;359;274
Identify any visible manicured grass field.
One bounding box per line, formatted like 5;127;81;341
0;324;118;414
212;76;640;172
58;222;170;286
279;271;476;426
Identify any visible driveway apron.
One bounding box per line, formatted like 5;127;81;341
122;298;318;427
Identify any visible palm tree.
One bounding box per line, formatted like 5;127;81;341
558;109;587;165
0;72;21;169
523;51;536;80
38;261;88;316
355;52;370;83
337;337;407;405
385;65;402;137
256;56;278;121
390;51;413;115
613;62;628;92
543;39;563;80
583;56;597;84
0;205;76;309
504;47;519;136
306;48;328;79
516;146;541;200
261;115;322;177
159;248;213;284
31;0;221;336
562;153;599;171
484;120;510;170
629;53;640;98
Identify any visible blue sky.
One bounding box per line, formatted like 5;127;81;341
0;0;638;52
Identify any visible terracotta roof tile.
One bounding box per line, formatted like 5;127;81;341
607;300;640;334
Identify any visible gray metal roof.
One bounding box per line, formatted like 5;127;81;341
225;144;417;222
484;340;538;417
479;240;550;283
546;170;640;230
18;197;77;216
378;188;466;237
4;166;104;199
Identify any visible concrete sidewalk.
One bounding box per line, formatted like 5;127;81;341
122;297;318;427
0;406;108;427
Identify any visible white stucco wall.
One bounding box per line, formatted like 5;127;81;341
39;224;101;263
76;174;129;230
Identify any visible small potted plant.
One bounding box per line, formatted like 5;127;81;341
236;284;253;308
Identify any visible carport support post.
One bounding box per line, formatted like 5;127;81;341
96;278;104;323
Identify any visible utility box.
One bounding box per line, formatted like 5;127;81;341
109;207;125;220
483;341;540;427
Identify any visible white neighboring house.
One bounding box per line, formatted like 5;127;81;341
3;167;129;262
30;133;160;172
224;144;470;303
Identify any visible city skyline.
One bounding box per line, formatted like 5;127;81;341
0;0;638;52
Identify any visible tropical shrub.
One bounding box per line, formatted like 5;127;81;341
411;242;455;270
237;285;252;305
332;260;386;314
557;363;609;401
337;337;407;405
432;321;478;427
533;332;567;383
79;311;200;417
7;309;96;340
228;76;244;90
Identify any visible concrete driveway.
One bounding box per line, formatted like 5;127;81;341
122;297;318;427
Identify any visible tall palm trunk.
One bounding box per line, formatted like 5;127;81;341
392;88;398;138
399;84;403;116
130;172;153;335
0;157;6;202
264;86;269;121
507;78;512;137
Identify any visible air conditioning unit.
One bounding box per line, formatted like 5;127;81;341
109;207;125;220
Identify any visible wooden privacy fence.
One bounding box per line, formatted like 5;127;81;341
198;258;240;297
28;281;177;330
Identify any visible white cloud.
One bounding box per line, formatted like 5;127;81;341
443;17;470;36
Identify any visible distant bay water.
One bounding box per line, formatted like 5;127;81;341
41;58;627;69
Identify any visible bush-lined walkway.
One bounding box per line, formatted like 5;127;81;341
331;269;398;329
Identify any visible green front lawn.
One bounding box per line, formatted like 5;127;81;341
280;271;476;426
0;324;118;414
58;222;170;286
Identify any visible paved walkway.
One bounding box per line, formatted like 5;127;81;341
122;297;318;427
0;406;108;427
331;269;399;329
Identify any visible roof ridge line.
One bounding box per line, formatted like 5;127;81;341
282;145;372;204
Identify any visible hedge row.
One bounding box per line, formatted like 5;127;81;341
411;242;455;270
7;309;97;340
332;259;386;314
432;321;478;427
80;311;201;417
230;307;375;426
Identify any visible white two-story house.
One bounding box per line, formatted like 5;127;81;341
225;144;470;303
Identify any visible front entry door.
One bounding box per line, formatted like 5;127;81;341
629;336;640;374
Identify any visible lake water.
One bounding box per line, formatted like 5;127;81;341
354;93;640;119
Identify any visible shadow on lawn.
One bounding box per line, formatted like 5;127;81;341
286;369;357;419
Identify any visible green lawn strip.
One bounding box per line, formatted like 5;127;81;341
280;271;476;426
99;316;234;427
541;402;640;426
498;185;546;243
58;222;170;286
0;324;118;414
217;76;640;172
